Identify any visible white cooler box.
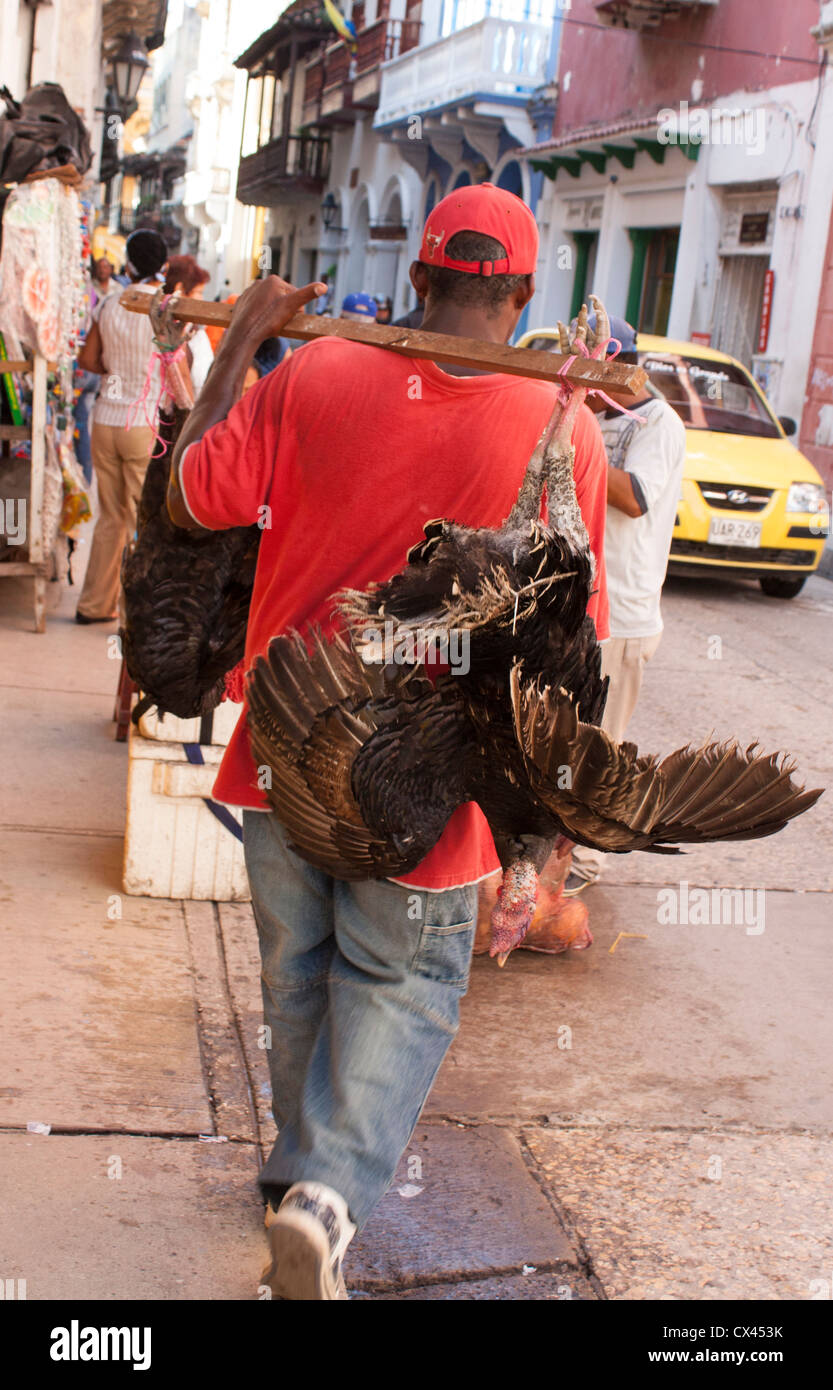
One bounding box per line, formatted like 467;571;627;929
135;699;242;746
123;700;251;901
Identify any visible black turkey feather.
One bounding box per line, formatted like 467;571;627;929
246;629;478;879
120;294;261;720
121;403;259;718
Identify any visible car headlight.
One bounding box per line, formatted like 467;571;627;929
786;482;828;514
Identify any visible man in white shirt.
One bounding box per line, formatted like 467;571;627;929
75;229;168;623
566;316;686;893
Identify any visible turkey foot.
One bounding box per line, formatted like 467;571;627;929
476;841;592;960
489;858;540;966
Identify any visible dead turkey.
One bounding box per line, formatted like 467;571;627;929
246;298;823;963
120;292;260;720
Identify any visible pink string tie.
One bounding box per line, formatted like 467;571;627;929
567;335;648;422
125;341;187;457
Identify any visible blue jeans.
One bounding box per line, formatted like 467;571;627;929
73;370;100;484
242;810;478;1230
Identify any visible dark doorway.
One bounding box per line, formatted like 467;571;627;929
626;226;679;335
640;228;679;334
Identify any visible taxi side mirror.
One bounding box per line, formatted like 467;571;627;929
778;415;797;437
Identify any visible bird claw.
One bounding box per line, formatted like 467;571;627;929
573;303;588;345
149;287;195;352
586;294;611;360
561;297;613;361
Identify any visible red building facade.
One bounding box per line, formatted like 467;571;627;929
554;0;819;138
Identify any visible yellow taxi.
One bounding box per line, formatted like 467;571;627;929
517;329;830;599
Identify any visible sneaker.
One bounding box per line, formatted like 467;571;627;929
563;871;595;897
263;1181;356;1300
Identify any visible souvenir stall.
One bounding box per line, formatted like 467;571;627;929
0;89;92;631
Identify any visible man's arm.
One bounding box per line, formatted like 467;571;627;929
167;275;326;529
607;465;645;517
606;402;683;518
77;320;106;375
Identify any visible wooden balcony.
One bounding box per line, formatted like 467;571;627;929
304;19;422;125
323;42;352;88
304;56;325;106
356;17;421;74
236;132;331;205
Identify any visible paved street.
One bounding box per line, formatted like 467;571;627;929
0;556;831;1301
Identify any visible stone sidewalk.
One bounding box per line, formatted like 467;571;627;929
1;556;831;1301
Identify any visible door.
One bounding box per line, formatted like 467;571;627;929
570;230;599;320
712;255;769;367
639;228;679;336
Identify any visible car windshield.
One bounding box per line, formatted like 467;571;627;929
639;353;781;439
524;335;562;352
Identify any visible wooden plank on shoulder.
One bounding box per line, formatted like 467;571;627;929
120;287;646;396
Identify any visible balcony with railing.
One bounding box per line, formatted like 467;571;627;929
236;131;331;205
302;18;422;126
375;13;549;130
354;17;422;105
320;41;354;121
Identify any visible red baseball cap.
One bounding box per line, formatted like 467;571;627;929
419;183;538;276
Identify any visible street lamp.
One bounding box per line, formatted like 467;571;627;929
321;191;344;231
111;32;150;112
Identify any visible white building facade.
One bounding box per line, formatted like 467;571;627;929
234;0;558;319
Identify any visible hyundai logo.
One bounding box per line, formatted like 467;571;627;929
728;489;749;504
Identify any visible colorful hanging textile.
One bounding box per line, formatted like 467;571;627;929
0;178;86;396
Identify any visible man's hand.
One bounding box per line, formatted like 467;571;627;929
218;276;328;362
167;276;327;529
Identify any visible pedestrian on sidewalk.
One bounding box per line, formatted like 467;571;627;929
72;259;115;485
165;185;610;1299
74;229;168;624
163;255;213;394
339;291;378;323
393;294;424;329
565;316;686;895
89;255;120;310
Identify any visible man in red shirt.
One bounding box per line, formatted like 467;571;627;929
167;185;608;1299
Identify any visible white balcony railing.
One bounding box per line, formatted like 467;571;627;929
375;16;549;128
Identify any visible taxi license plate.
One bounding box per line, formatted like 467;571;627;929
707;517;762;548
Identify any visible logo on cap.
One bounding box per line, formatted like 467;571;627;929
425;228;444;259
